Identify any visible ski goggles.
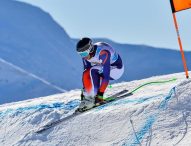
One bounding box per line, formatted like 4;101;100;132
77;43;93;58
78;50;90;58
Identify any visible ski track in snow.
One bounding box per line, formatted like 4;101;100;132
0;72;191;146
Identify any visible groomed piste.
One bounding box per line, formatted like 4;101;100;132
0;72;191;146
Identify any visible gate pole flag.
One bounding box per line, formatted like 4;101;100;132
170;0;191;78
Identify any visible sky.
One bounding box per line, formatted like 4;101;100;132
17;0;191;51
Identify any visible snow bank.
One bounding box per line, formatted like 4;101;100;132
0;73;191;146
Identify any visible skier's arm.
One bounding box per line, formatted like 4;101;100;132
98;50;111;94
82;59;91;71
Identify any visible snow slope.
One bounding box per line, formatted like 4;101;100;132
0;72;191;146
0;58;64;104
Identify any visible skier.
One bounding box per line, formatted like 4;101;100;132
76;37;124;111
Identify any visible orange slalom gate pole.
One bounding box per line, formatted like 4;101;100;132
172;13;189;78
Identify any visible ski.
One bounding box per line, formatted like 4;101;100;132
107;89;129;97
35;89;131;134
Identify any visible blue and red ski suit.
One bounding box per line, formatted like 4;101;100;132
82;42;124;97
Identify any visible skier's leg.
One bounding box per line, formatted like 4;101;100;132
79;67;101;111
82;67;100;97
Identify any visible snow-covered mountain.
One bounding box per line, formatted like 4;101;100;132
0;0;82;104
0;72;191;146
0;0;191;104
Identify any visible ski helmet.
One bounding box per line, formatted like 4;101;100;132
76;37;93;58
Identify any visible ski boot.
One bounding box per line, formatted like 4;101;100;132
77;93;95;112
95;92;106;106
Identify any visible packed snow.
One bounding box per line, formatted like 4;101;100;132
0;72;191;146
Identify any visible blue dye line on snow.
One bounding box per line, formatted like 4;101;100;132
158;87;176;110
0;93;164;118
0;94;162;118
122;87;176;146
122;116;156;146
134;116;155;145
0;87;175;121
0;99;80;118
